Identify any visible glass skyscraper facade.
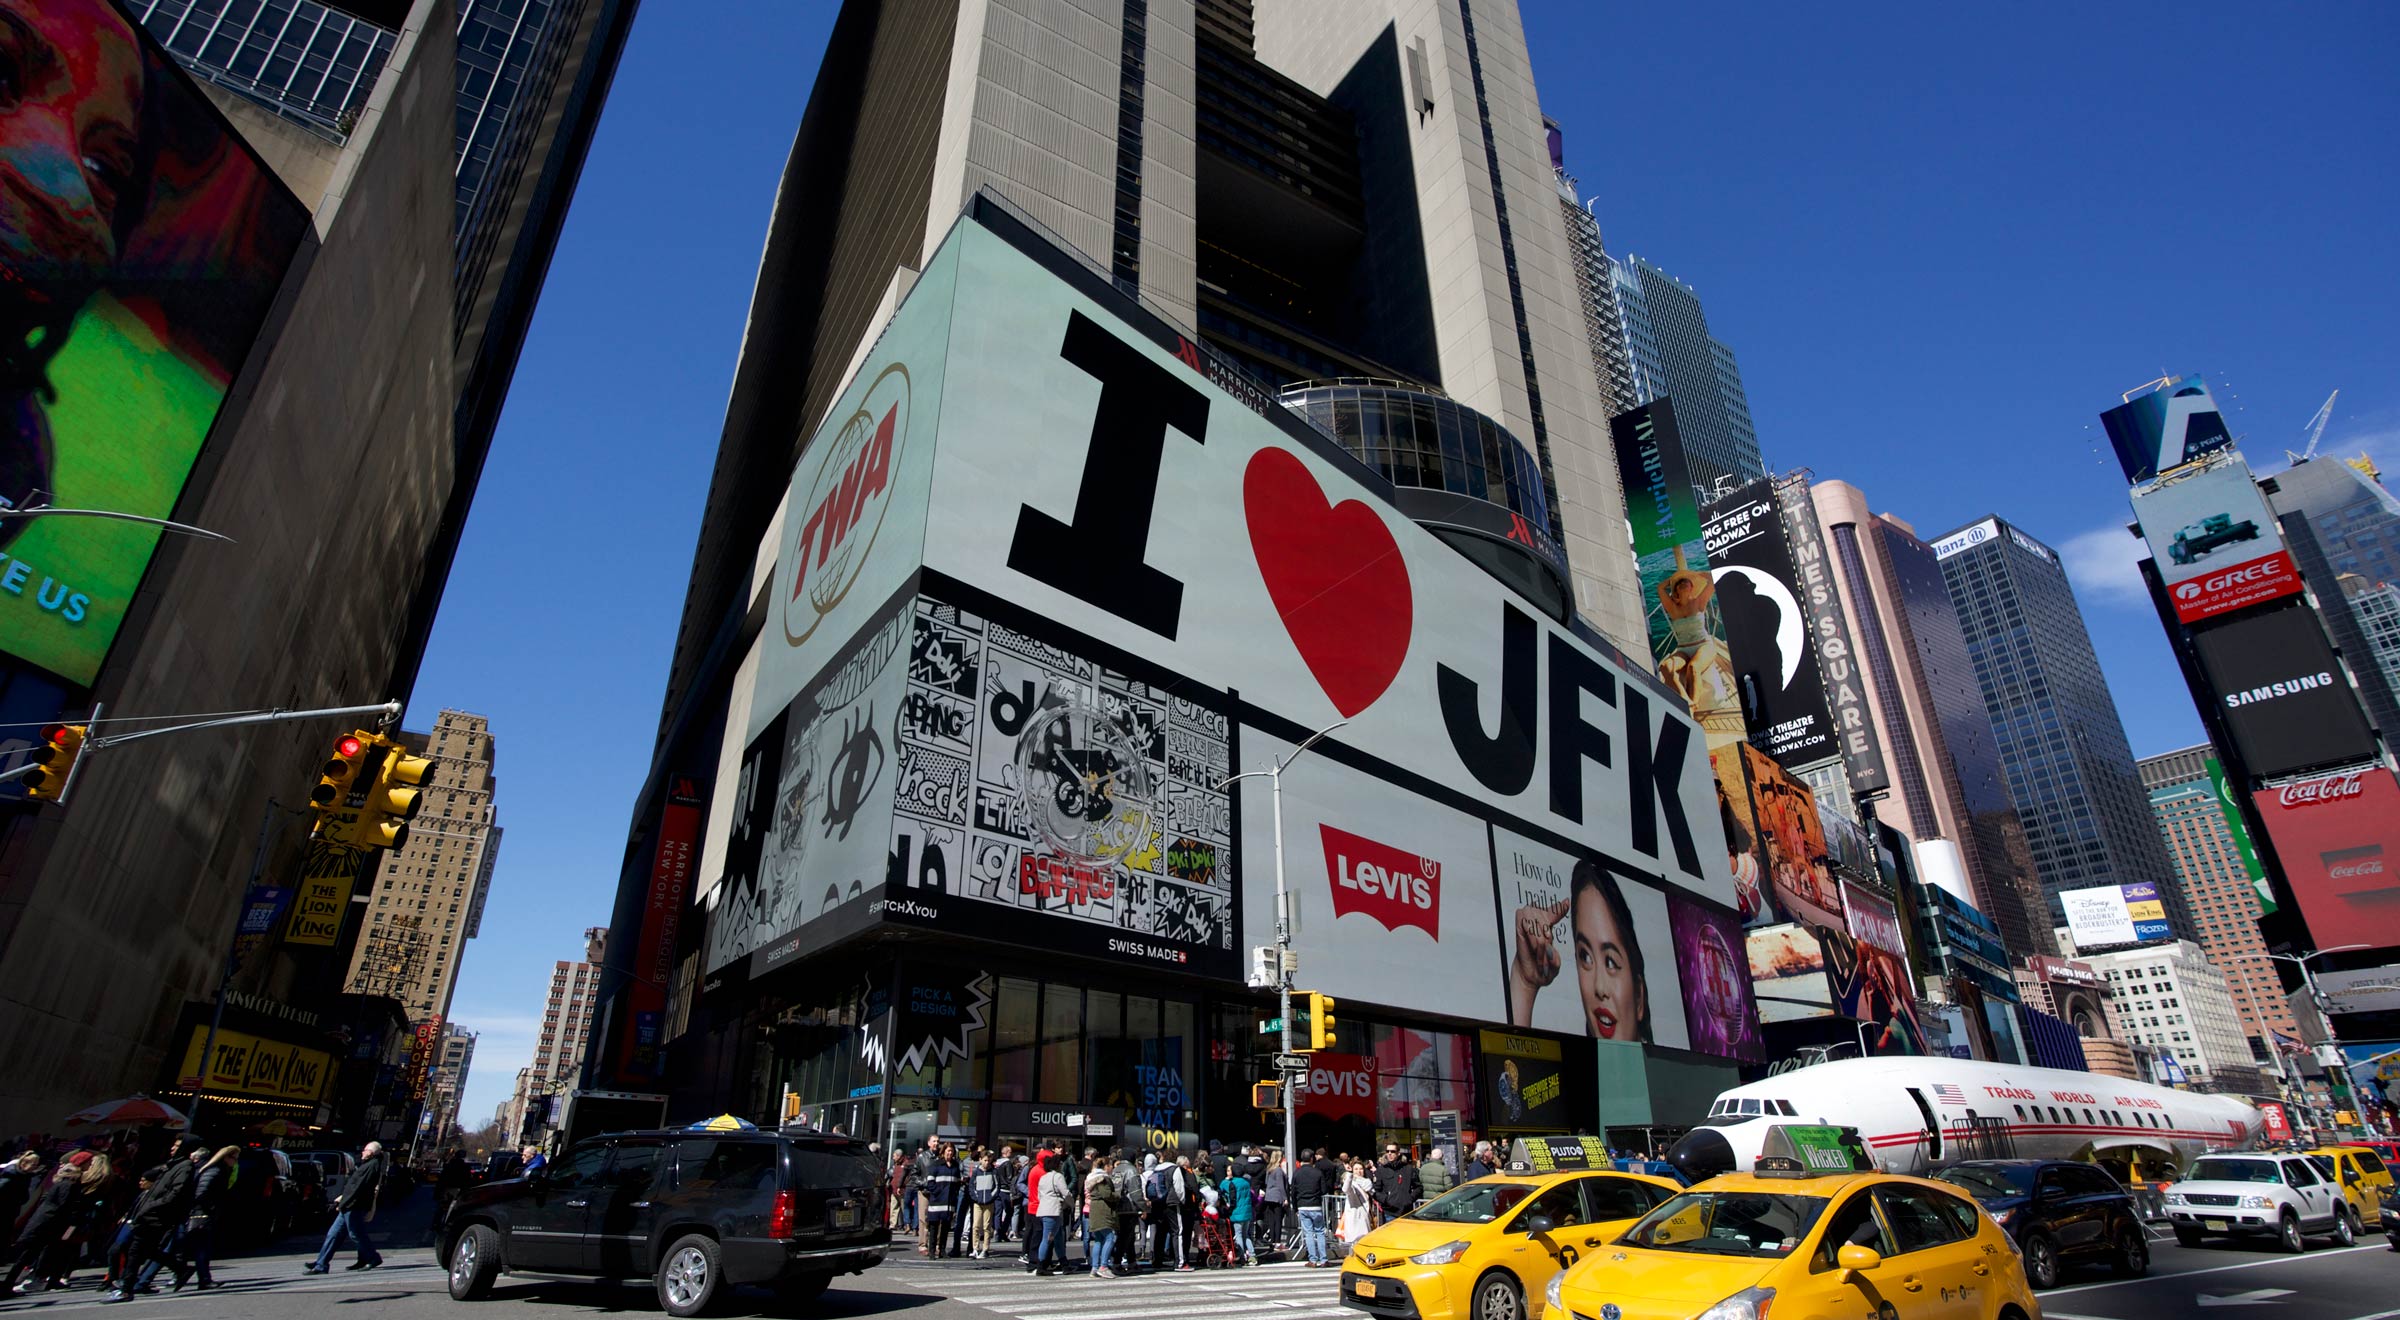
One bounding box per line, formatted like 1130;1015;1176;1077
1935;516;2195;944
1608;254;1763;495
131;0;397;137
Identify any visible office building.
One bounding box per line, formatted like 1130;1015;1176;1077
1934;515;2196;942
2137;746;2301;1072
1608;254;1763;495
2082;941;2265;1094
532;928;606;1093
343;711;502;1025
1545;121;1633;423
427;1024;477;1146
130;0;641;699
2342;577;2400;702
1813;481;2049;958
0;2;460;1134
2270;456;2400;585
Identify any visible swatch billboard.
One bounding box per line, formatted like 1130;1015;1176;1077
2251;768;2400;952
2;0;310;684
2132;454;2301;624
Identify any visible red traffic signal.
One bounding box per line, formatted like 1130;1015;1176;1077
25;724;87;801
312;730;372;810
335;735;363;759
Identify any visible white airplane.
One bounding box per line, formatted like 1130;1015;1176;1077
1667;1056;2263;1180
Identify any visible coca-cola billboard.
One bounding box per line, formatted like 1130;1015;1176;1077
2253;767;2400;951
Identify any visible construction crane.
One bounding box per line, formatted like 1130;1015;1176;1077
2294;389;2339;462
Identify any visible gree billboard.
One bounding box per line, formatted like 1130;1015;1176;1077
1;0;310;685
705;207;1735;1028
2132;454;2301;624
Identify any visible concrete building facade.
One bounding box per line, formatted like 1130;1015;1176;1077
428;1023;476;1146
2137;745;2300;1072
532;928;606;1093
2083;940;2265;1094
1814;481;2049;959
343;711;501;1025
1935;515;2196;943
0;1;460;1135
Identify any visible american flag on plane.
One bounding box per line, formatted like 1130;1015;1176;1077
1931;1083;1967;1105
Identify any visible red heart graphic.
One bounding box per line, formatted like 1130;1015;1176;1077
1243;448;1413;717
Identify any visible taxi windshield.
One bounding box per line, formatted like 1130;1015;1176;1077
1624;1190;1828;1257
1413;1181;1537;1224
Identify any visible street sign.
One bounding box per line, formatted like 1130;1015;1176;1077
1272;1052;1311;1072
1257;1018;1283;1035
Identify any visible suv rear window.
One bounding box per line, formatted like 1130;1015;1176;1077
791;1145;884;1191
674;1139;778;1193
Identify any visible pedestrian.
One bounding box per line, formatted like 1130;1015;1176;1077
0;1153;41;1254
1223;1161;1256;1264
1173;1155;1200;1271
1142;1154;1178;1270
177;1147;236;1292
941;1142;970;1258
888;1152;910;1232
518;1144;546;1176
1076;1146;1098;1251
1085;1156;1122;1279
1373;1147;1420;1225
304;1140;386;1274
1340;1159;1373;1244
992;1144;1019;1242
1290;1148;1329;1267
920;1144;958;1259
1206;1139;1230;1184
1106;1146;1144;1273
1031;1150;1069;1277
1464;1141;1502;1181
967;1154;998;1259
1418;1148;1452;1205
109;1140;203;1301
1257;1149;1287;1255
8;1151;93;1294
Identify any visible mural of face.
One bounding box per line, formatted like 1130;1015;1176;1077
1571;877;1647;1042
0;0;142;322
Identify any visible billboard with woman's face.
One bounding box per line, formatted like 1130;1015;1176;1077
1;0;310;684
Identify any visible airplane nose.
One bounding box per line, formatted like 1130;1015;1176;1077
1668;1127;1735;1184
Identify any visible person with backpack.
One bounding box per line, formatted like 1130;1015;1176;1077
967;1153;999;1259
1104;1146;1144;1273
1143;1153;1182;1270
1084;1156;1124;1279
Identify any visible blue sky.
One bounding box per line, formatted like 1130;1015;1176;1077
415;2;2396;1128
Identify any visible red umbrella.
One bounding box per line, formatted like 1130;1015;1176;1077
63;1096;191;1131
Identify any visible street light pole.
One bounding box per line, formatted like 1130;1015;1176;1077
1218;718;1348;1169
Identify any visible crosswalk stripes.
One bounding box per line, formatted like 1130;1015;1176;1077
900;1260;1356;1320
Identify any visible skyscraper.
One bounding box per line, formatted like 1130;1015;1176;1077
343;711;502;1025
428;1024;477;1146
1934;516;2196;942
532;928;605;1094
1812;481;2048;959
2137;746;2298;1073
1608;254;1763;495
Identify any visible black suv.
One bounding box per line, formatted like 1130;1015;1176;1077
1935;1159;2147;1288
439;1127;888;1316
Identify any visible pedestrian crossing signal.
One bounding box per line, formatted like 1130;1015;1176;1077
1252;1081;1282;1110
24;724;87;801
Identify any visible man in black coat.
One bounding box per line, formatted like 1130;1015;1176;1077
108;1140;202;1300
305;1141;387;1273
1372;1151;1420;1221
1289;1149;1334;1267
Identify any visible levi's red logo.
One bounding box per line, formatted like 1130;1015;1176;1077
1321;824;1440;938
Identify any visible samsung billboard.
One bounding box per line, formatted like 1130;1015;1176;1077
700;209;1737;1026
2189;603;2377;781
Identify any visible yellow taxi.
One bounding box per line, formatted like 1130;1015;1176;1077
1340;1166;1683;1320
2307;1145;2395;1232
1549;1166;2039;1320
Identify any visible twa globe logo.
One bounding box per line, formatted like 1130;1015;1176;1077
785;362;910;647
2278;771;2365;809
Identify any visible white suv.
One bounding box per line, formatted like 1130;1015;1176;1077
2164;1153;2355;1253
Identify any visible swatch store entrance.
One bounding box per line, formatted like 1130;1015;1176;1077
750;954;1209;1161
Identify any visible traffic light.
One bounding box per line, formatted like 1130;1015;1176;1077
1306;991;1338;1051
24;724;87;801
311;731;369;814
353;737;433;849
1251;1081;1282;1110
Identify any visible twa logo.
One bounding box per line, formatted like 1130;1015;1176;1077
786;362;909;647
1321;824;1440;938
2279;771;2365;809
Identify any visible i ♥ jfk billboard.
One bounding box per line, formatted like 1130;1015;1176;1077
704;206;1736;1044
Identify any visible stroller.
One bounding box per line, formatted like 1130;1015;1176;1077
1192;1210;1244;1268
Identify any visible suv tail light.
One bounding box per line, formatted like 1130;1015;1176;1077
769;1190;798;1239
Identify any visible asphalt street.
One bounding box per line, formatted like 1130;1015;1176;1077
0;1227;2389;1319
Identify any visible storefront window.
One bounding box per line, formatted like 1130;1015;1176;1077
1085;990;1125;1107
991;977;1037;1103
1038;984;1083;1103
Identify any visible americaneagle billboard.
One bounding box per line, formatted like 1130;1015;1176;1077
2101;376;2236;485
702;207;1738;1026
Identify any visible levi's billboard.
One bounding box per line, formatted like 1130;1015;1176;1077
719;208;1731;1004
2251;768;2400;952
2131;454;2301;624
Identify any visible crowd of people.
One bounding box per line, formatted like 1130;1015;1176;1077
884;1134;1511;1275
0;1135;239;1302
